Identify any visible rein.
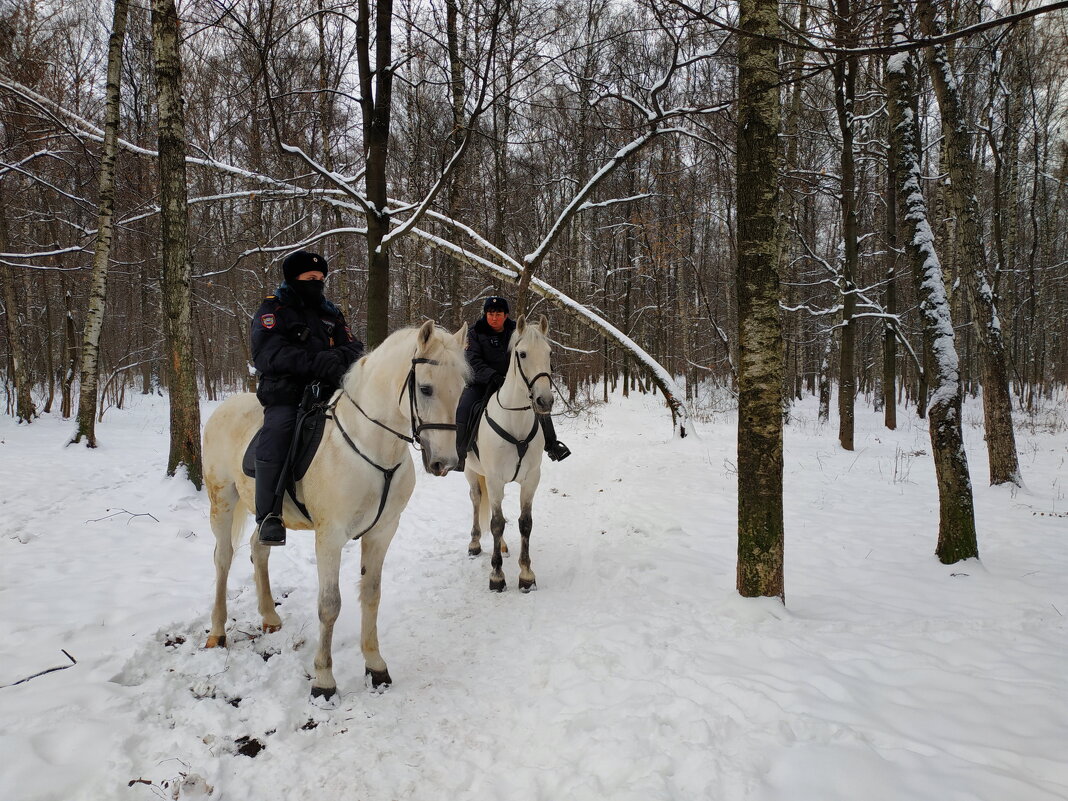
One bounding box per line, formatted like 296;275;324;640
324;356;456;539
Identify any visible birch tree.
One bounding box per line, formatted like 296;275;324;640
735;0;784;600
71;0;129;447
886;0;976;564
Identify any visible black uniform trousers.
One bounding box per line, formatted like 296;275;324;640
257;404;299;464
456;384;488;449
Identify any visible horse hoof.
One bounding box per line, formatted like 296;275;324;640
468;545;482;557
519;579;537;593
489;578;506;592
310;685;337;705
205;634;226;648
365;666;392;691
261;622;281;634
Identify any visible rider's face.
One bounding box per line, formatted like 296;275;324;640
486;310;507;332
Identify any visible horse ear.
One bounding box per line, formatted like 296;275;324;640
454;322;468;344
539;314;548;335
417;319;435;351
516;314;527;334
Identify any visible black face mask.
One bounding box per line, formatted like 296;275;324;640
292;279;325;307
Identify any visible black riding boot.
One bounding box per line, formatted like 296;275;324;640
454;430;468;472
539;415;571;462
254;459;287;546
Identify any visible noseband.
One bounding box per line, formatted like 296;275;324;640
496;348;553;412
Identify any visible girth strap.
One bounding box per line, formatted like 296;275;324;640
325;409;404;540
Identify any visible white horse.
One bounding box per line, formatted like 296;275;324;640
202;320;469;701
464;314;556;592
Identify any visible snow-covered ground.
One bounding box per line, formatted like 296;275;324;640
1;388;1065;801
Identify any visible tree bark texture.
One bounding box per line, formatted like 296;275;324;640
74;0;129;448
358;0;394;347
834;0;858;451
0;202;36;422
735;0;784;600
916;0;1021;487
883;80;899;431
886;1;976;564
152;0;203;488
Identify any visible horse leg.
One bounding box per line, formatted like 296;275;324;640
250;536;282;634
517;478;538;593
487;479;508;592
310;537;344;700
466;471;483;556
360;525;398;689
206;481;240;648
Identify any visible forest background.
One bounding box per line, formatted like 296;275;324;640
1;0;1067;585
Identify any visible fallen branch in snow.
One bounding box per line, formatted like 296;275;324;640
85;508;160;525
2;650;76;688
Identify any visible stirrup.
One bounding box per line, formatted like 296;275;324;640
546;440;571;462
258;514;286;546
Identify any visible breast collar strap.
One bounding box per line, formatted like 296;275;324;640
320;357;455;539
483;410;540;483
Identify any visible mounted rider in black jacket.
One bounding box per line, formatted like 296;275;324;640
455;296;570;467
250;250;364;545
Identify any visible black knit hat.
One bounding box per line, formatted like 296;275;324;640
483;296;510;314
282;250;328;283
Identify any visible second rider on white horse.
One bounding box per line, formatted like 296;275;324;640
455;296;571;469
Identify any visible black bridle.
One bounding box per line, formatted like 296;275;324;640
335;357;456;448
495;349;554;413
324;356;456;539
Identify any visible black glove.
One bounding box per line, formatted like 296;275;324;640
312;349;347;386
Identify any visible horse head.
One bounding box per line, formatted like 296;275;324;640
409;319;470;476
512;314;554;415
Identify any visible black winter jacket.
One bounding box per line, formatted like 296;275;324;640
465;316;516;387
251;282;364;406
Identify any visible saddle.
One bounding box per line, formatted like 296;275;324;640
243;394;329;521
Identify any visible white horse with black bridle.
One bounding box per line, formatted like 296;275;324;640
202;320;469;701
464;314;556;592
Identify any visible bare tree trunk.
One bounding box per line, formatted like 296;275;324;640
61;287;77;417
152;0;202;488
834;0;858;451
917;0;1021;487
0;200;35;423
315;0;353;309
886;1;976;564
736;0;784;601
442;0;465;329
818;334;832;423
73;0;129;447
883;68;899;431
357;0;394;347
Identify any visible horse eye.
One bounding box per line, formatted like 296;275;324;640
420;385;433;397
519;351;527;359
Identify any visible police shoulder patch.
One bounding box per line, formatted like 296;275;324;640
261;313;276;329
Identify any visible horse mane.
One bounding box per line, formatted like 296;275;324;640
348;323;471;395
